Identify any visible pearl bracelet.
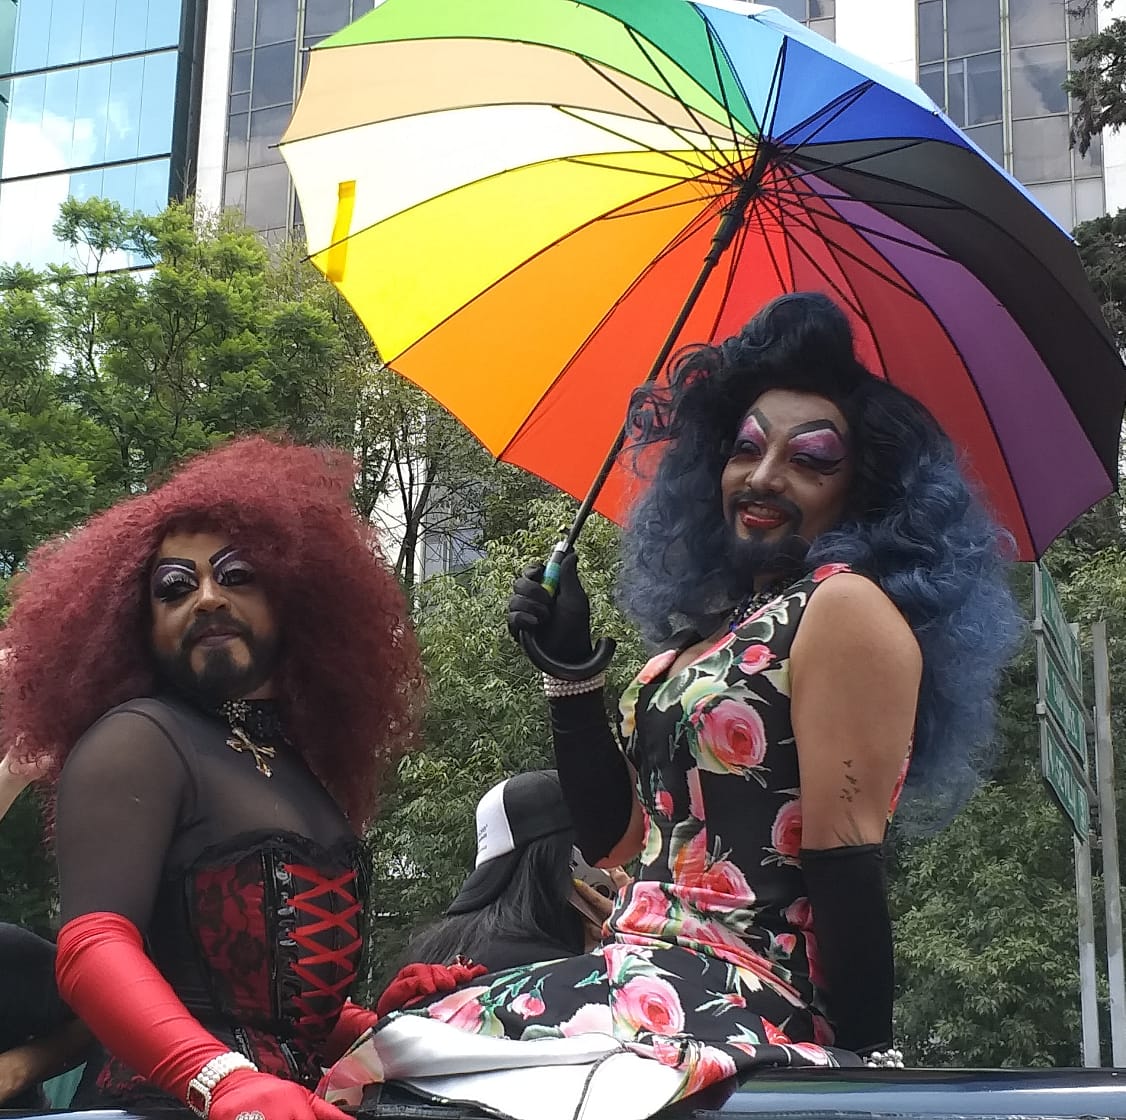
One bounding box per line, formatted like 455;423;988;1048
542;671;607;698
864;1046;904;1068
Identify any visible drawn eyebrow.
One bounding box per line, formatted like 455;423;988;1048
786;418;848;441
152;557;197;573
208;545;239;567
748;408;771;434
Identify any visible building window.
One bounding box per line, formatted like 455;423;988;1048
0;0;186;269
224;0;375;234
769;0;836;42
915;0;1106;231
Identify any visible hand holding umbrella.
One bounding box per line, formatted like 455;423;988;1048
507;550;616;681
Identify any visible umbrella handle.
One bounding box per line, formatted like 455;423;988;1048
518;630;617;681
517;538;617;681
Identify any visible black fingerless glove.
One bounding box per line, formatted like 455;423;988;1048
800;843;894;1055
549;691;633;865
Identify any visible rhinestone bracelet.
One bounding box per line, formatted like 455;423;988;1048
864;1046;904;1068
542;671;607;698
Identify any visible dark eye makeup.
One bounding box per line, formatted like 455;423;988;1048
151;561;199;603
149;548;256;603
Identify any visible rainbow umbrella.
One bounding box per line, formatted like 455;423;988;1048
282;0;1124;669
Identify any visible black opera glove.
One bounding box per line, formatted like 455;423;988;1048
548;691;633;867
800;842;895;1056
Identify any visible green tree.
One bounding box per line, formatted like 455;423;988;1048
1066;5;1126;158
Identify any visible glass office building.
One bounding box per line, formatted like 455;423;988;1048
0;0;203;268
223;0;373;237
916;0;1105;230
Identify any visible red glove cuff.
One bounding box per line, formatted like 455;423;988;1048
374;960;488;1018
57;911;228;1100
323;1000;379;1064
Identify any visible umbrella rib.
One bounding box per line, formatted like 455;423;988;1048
644;199;726;267
781;140;942;189
770;159;954;262
769;161;958;263
576;56;732;173
559;155;698;182
777;216;868;321
767;188;868;319
698;10;753;163
623;24;746;168
809;156;1124;357
553;104;735;179
601;193;723;220
747;196;792;292
763;37;788;140
782;149;1120;319
777;81;873;150
800;211;893;371
758;190;926;304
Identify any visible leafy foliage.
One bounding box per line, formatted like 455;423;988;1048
1066;9;1126;157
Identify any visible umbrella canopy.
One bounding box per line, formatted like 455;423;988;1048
282;0;1126;560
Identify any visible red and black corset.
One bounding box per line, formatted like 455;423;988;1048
96;833;365;1101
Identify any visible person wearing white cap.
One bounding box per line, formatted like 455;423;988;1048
401;771;613;973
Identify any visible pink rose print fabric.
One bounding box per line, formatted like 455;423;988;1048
389;568;910;1110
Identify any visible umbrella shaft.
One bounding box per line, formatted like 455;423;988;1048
565;157;767;551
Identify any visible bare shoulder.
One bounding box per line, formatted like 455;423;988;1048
793;572;921;671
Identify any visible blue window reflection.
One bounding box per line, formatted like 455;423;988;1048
80;1;114;62
138;50;176;156
134;155;170;211
2;47;176;180
47;0;83;69
74;62;111;166
7;0;183;75
12;0;48;72
105;56;145;163
112;0;149;57
146;0;182;50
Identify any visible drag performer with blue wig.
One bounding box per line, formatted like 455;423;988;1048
361;293;1022;1120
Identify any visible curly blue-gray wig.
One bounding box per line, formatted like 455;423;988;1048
618;292;1023;829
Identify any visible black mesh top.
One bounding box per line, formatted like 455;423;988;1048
56;695;355;929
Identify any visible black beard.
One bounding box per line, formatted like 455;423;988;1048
723;529;810;598
154;631;279;706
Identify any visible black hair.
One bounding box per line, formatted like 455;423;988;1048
399;830;584;968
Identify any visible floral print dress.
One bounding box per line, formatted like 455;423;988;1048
365;564;910;1115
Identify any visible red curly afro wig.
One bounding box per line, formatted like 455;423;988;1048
1;435;422;827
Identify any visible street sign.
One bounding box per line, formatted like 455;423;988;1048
1037;563;1083;690
1041;722;1091;838
1044;653;1088;761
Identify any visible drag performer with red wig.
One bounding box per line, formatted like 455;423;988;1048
0;437;422;1120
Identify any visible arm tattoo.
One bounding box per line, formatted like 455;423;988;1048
839;758;860;804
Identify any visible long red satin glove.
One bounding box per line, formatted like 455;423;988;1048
56;912;348;1120
374;961;487;1018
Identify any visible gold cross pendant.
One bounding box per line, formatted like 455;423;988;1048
227;728;277;778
